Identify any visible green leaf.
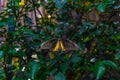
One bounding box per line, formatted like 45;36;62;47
60;63;69;73
46;26;54;32
83;37;89;42
20;27;39;41
79;25;87;34
0;69;5;79
54;29;64;37
107;46;120;50
29;42;41;50
55;72;66;80
53;0;66;9
0;51;4;59
97;0;108;12
94;60;119;80
71;54;82;63
0;17;9;27
12;77;23;80
114;34;120;41
8;48;17;54
115;53;120;60
94;62;106;80
96;65;105;80
81;66;93;71
102;60;119;70
97;5;104;12
28;60;40;79
21;28;33;35
0;21;8;27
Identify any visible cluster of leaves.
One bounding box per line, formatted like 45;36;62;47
0;0;120;80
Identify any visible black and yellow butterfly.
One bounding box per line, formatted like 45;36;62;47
40;38;79;51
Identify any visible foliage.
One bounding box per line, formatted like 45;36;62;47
0;0;120;80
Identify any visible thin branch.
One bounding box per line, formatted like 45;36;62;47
10;0;17;20
35;6;45;23
17;3;30;25
31;0;38;26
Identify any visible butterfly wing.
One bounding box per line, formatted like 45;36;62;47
40;38;58;51
62;39;79;51
40;38;79;51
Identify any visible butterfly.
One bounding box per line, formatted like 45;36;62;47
40;38;79;51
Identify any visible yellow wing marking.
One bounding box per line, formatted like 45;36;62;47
53;41;60;51
60;41;65;51
53;40;65;51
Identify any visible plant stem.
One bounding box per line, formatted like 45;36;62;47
31;0;38;26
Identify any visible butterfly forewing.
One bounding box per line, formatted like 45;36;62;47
40;38;58;51
62;39;79;51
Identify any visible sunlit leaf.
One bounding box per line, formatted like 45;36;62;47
97;0;108;12
28;60;40;79
94;62;106;80
97;5;105;12
102;60;119;70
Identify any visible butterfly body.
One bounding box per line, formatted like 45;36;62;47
40;38;79;51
